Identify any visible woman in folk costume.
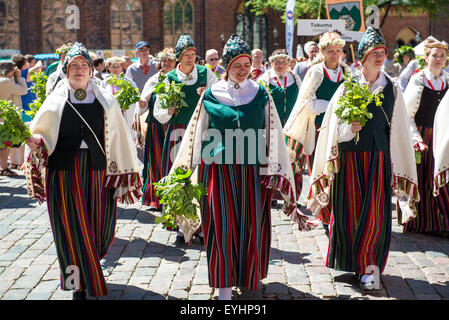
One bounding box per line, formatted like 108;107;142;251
306;27;419;290
169;35;314;300
25;43;143;300
284;31;350;231
259;49;303;199
134;48;177;211
401;41;449;234
153;34;218;242
101;56;139;140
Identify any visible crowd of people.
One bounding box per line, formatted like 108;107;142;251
1;26;449;300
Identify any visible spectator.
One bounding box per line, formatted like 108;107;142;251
93;57;105;80
46;42;73;96
121;56;132;72
249;49;265;80
293;41;319;81
205;49;225;77
125;41;158;93
0;61;28;176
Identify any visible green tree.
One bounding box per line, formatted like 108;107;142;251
246;0;449;23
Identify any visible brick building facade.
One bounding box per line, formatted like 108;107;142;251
2;0;449;62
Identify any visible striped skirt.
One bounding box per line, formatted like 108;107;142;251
402;127;449;233
161;123;187;177
327;151;392;275
199;163;271;290
46;150;117;297
141;121;166;206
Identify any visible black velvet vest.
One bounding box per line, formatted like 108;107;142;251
47;98;106;170
338;78;394;152
414;86;447;128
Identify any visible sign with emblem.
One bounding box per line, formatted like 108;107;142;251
325;0;366;32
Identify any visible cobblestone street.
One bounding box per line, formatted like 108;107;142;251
1;173;449;300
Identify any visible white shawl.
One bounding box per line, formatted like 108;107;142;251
26;78;143;204
169;83;315;242
283;62;351;158
307;72;419;224
433;90;449;195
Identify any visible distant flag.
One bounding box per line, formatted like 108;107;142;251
325;0;365;32
285;0;296;57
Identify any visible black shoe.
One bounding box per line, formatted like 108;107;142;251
198;235;204;245
271;200;277;208
175;234;185;244
72;290;86;300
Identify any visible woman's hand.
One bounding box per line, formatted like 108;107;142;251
139;99;147;109
196;86;206;96
351;121;362;133
168;107;176;115
26;136;41;153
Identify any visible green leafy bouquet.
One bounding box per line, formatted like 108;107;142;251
0;100;31;149
106;74;141;110
152;75;188;114
153;167;207;230
26;71;48;119
335;74;384;145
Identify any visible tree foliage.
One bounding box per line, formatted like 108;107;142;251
246;0;449;21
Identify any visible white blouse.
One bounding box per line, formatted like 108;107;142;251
423;68;447;91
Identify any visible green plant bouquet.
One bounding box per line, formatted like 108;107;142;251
0;100;31;149
106;74;141;110
153;167;207;230
335;74;384;145
26;71;48;119
152;75;188;114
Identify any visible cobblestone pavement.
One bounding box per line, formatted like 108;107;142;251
1;172;449;300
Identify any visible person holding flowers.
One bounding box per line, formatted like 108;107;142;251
135;48;177;211
167;34;313;299
0;60;28;176
259;49;302;200
102;56;139;139
25;43;142;300
153;34;218;242
306;27;419;290
284;31;351;232
401;41;449;235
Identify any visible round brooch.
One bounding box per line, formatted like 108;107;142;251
234;83;240;89
74;88;87;101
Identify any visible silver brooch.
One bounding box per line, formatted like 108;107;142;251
234;83;240;89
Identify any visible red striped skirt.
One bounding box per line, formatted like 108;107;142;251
141;121;166;206
327;151;392;274
402;127;449;233
198;163;271;290
46;150;117;296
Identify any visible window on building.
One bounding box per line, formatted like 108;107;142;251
235;1;268;58
163;0;194;49
111;0;143;49
0;0;20;50
42;0;78;53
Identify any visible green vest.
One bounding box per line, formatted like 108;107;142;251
338;79;395;152
201;84;268;165
269;80;299;126
315;74;343;127
166;65;208;125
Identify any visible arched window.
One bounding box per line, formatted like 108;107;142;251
0;0;20;49
111;0;143;49
395;26;420;49
236;1;268;58
163;0;194;49
42;0;78;53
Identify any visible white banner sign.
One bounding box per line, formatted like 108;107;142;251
341;31;364;43
297;19;345;36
